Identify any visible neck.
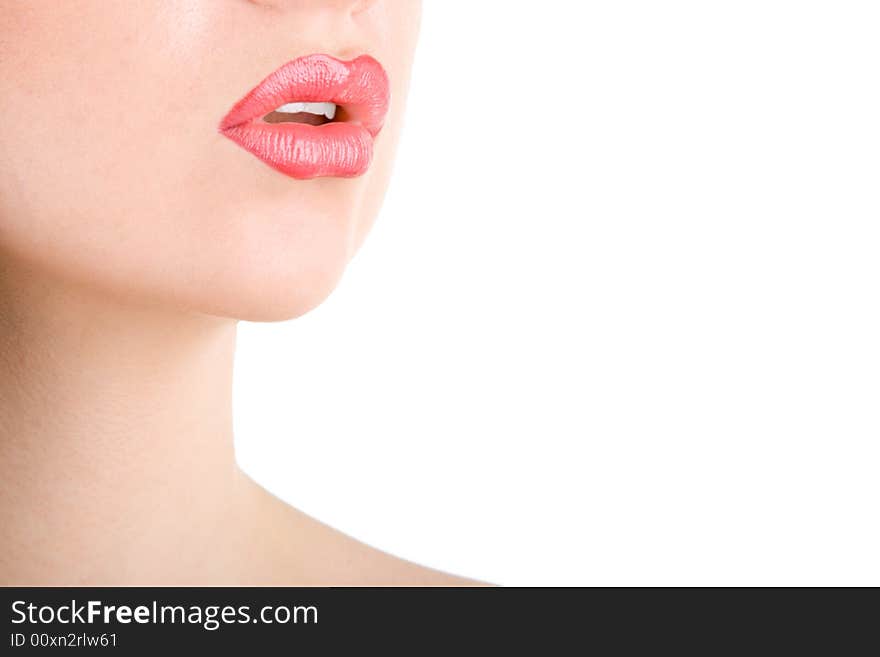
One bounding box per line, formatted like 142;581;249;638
0;260;244;584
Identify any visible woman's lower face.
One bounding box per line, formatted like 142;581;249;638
0;0;421;321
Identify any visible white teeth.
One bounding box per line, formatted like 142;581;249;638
274;101;337;120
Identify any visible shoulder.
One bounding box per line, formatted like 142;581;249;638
302;524;491;586
241;474;492;586
350;548;492;586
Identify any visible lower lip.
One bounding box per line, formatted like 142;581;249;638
222;121;374;179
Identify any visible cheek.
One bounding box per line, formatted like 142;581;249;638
0;1;218;264
3;8;214;179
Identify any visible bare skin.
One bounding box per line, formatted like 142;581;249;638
0;2;481;585
0;258;476;585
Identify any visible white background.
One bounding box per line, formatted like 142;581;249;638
234;1;880;585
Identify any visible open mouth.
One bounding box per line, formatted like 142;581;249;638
219;54;390;180
262;101;340;126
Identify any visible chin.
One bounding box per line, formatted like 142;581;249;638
192;251;351;324
169;197;361;323
212;272;345;323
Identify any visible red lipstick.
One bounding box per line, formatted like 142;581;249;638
219;54;390;179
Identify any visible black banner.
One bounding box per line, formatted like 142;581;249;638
0;587;873;652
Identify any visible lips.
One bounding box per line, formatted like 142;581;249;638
219;54;390;179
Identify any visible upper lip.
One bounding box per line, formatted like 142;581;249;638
219;54;390;135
